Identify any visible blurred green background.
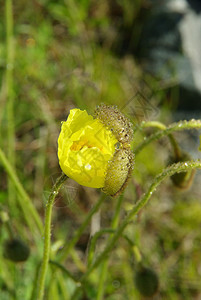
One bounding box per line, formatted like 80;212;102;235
0;0;201;299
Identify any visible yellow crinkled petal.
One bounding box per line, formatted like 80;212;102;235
65;109;94;136
58;108;118;188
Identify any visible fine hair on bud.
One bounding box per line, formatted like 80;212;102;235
95;104;134;196
103;148;134;197
94;103;133;145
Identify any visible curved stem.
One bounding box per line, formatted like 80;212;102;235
72;159;201;298
135;119;201;156
140;120;181;158
36;173;68;300
140;120;166;131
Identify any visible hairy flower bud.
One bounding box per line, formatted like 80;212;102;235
94;104;133;145
103;148;134;196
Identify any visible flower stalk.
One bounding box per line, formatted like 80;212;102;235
36;173;68;300
139;120;181;158
135;119;201;156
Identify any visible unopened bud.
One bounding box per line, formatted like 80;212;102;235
3;238;30;262
135;265;159;297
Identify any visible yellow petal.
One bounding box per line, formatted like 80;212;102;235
58;108;118;188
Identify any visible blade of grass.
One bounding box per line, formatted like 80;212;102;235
5;0;16;213
0;147;43;235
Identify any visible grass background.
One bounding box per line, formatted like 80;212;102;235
0;0;201;299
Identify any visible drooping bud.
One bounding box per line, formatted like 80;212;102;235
94;104;133;145
3;238;30;262
94;104;134;196
134;265;159;297
103;148;134;197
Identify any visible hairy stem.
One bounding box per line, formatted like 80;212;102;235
36;173;68;300
140;120;181;158
135;119;201;156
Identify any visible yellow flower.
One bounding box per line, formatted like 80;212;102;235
58;108;118;188
58;105;134;196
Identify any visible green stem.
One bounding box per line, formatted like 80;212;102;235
135;119;201;156
140;120;181;158
72;159;201;298
57;193;106;263
132;245;142;263
36;173;68;300
97;193;124;300
0;147;43;234
140;120;166;131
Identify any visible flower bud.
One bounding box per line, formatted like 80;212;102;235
169;151;195;189
3;238;30;262
58;105;134;196
94;104;133;144
134;265;159;297
103;148;134;196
